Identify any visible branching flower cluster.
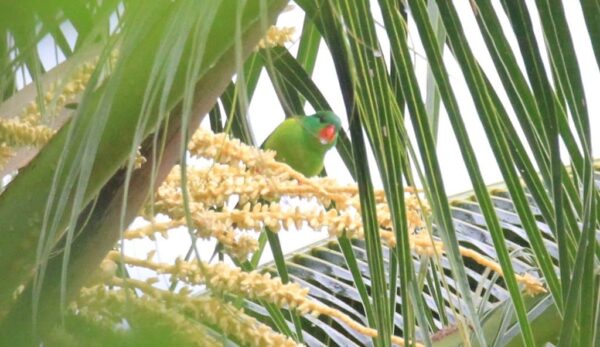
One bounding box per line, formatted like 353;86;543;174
80;270;299;347
0;61;96;168
149;127;545;296
95;251;422;347
88;127;544;346
150;128;430;260
257;26;295;49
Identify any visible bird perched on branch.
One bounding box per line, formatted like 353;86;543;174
262;111;341;177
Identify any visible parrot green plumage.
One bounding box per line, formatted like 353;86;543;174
262;111;342;177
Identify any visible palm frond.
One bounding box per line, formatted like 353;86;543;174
0;0;598;346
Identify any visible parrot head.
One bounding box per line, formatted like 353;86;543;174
301;111;342;147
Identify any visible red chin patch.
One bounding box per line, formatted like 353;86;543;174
319;125;337;144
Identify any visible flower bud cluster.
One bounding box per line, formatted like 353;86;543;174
257;26;295;49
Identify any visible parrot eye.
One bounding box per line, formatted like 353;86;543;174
318;115;325;123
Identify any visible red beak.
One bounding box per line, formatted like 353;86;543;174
319;124;337;143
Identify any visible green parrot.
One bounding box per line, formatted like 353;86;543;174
262;111;342;177
210;111;341;261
